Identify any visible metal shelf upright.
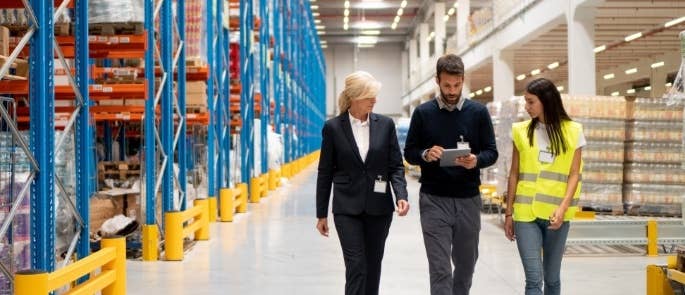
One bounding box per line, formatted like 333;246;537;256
240;0;256;188
258;0;270;176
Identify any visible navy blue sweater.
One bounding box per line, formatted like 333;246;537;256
404;98;498;198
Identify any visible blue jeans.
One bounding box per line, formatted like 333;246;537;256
514;219;570;295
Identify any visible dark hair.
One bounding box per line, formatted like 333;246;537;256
525;78;572;155
436;54;464;77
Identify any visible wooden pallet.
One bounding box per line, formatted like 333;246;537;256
89;22;144;36
97;161;141;181
186;105;207;114
5;23;70;36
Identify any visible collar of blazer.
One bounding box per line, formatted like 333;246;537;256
339;111;380;166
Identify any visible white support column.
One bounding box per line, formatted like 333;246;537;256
651;66;668;98
456;0;470;50
434;2;446;57
493;49;515;102
567;5;596;95
419;23;430;77
409;39;418;86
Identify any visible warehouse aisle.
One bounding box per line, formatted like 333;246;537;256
127;163;667;294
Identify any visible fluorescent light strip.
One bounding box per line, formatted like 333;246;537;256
625;68;638;75
530;69;541;76
516;74;526;81
344;9;349;17
644;86;651;91
666;82;673;87
397;8;404;16
310;5;318;9
611;91;620;96
315;25;325;30
391;22;398;30
484;86;492;93
401;0;407;8
626;89;636;94
395;15;400;23
343;23;348;30
444;15;450;22
547;62;559;70
469;92;475;97
557;86;564;92
665;16;685;28
476;90;483;95
651;61;664;68
454;2;458;8
624;32;642;42
448;8;455;15
594;45;606;53
358;44;375;48
603;73;615;80
344;1;350;8
361;30;381;35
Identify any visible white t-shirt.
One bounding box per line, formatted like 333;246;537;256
349;113;370;162
534;122;586;152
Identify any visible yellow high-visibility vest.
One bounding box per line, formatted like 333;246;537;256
511;119;583;222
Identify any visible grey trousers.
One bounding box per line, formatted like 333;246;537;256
419;192;481;295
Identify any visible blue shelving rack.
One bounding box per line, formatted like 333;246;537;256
0;0;94;282
240;0;255;186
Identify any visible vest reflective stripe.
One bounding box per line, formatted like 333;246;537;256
511;120;583;222
514;195;533;204
519;173;537;182
534;193;579;206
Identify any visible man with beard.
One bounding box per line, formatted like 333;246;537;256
403;54;498;295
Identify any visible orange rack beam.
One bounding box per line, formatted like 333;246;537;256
0;81;146;100
9;34;147;59
0;0;73;8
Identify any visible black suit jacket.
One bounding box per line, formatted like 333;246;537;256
316;112;408;218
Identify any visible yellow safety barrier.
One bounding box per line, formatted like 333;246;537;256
260;174;269;198
268;168;281;190
164;199;210;261
646;257;678;295
250;176;263;203
219;184;248;222
208;196;218;223
142;224;159;261
15;237;126;295
647;219;658;257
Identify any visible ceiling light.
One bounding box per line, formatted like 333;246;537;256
394;15;400;23
315;25;325;30
624;32;642;42
666;82;673;87
391;22;398;30
357;20;383;29
343;23;349;30
557;86;564;92
665;16;685;28
611;91;620;96
319;40;327;44
594;45;606;53
644;86;651;91
312;12;320;17
361;30;381;35
530;69;541;76
310;5;318;9
321;44;328;48
547;62;559;70
358;44;375;49
448;8;455;15
469;92;474;97
344;9;349;17
476;90;483;95
315;19;321;24
516;74;526;81
398;8;404;16
344;1;350;8
310;0;316;2
454;2;458;8
444;15;450;22
603;73;615;80
626;89;636;94
651;61;665;68
356;36;378;44
401;0;407;8
344;17;349;23
317;30;326;35
625;68;638;74
484;86;492;93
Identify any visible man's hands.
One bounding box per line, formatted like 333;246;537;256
397;199;410;216
316;218;329;237
424;145;478;169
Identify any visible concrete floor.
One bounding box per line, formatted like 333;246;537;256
126;164;669;294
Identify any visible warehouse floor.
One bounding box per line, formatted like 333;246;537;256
126;164;669;294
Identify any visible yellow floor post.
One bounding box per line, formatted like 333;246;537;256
250;177;261;203
237;183;248;213
142;224;159;261
646;264;672;295
14;271;49;295
647;219;658;257
208;196;217;223
268;169;276;191
165;211;184;261
219;188;235;222
194;199;210;240
260;174;269;198
102;237;126;295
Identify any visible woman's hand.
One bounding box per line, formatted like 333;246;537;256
547;207;566;230
504;215;515;241
397;200;410;216
316;218;329;237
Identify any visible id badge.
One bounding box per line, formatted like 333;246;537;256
457;142;470;150
538;150;554;163
374;178;387;193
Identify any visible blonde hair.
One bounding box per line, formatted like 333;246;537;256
338;71;381;114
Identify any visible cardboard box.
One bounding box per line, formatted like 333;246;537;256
0;26;8;56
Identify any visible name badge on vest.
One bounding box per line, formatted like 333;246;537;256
538;150;554;163
374;175;387;193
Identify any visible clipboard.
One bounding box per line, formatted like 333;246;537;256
439;148;471;167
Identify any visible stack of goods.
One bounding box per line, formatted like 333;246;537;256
0;131;31;294
89;0;144;24
486;96;526;195
563;95;627;213
185;0;207;63
623;98;684;216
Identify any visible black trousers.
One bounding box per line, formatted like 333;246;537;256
334;213;393;295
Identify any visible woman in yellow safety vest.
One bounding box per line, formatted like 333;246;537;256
504;78;584;295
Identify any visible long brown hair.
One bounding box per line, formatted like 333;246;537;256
525;78;572;155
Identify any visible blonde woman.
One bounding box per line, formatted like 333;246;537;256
316;71;410;295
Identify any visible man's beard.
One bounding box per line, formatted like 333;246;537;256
441;91;460;104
